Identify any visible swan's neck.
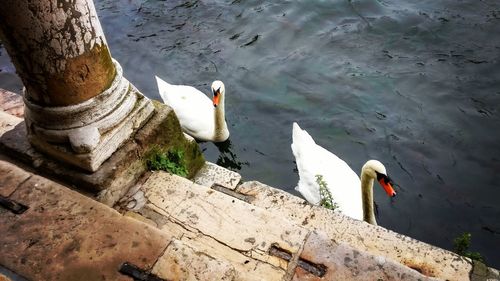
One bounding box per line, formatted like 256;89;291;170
360;171;377;225
214;94;228;141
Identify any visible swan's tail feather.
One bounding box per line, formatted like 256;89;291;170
155;75;172;87
155;75;173;104
291;122;323;205
291;122;316;163
292;122;316;147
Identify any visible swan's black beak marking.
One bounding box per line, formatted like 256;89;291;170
213;88;220;107
376;172;397;197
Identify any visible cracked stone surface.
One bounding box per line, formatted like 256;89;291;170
0;161;172;281
139;172;309;278
178;230;287;280
152;239;239;280
142;172;308;256
193;161;241;190
293;230;439;281
0;160;31;197
237;181;476;281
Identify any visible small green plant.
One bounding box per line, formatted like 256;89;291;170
453;232;485;263
315;174;338;211
146;147;188;177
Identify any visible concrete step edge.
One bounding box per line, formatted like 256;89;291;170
121;171;444;281
234;180;500;281
193;161;242;190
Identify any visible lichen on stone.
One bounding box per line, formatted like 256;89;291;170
140;101;205;179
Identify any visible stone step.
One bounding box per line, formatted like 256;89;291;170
152;238;240;280
0;160;171;281
193;161;241;190
122;171;441;281
294;230;439;281
235;181;499;281
1;157;454;280
132;171;304;280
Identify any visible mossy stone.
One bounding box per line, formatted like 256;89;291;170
135;100;205;179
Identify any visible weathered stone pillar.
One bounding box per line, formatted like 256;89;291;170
0;0;154;172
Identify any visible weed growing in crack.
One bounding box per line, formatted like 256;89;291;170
146;146;188;177
453;232;485;263
315;174;339;211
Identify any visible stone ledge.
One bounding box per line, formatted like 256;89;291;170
193;161;241;190
0;102;205;207
152;239;239;280
294;230;439;280
141;172;308;261
0;161;172;281
1;158;481;280
120;171;439;281
177;230;287;280
236;181;499;281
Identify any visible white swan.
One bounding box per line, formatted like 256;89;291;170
291;122;396;225
155;76;229;142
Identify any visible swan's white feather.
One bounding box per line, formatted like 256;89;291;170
156;76;223;141
291;122;363;220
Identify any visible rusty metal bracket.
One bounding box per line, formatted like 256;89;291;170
297;257;327;277
269;244;293;261
211;183;252;203
0;196;28;214
269;244;327;277
118;262;165;281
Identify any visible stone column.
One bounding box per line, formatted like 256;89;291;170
0;0;154;172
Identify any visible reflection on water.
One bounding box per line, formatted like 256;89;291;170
214;139;249;171
201;138;249;171
1;0;499;267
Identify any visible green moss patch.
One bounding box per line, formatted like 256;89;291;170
146;146;188;177
138;101;205;178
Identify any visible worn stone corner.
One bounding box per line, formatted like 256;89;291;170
136;101;205;179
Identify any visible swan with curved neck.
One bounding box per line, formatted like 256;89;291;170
291;122;396;225
156;76;229;142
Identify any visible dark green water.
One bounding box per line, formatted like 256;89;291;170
1;0;499;267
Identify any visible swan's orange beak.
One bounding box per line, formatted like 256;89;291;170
213;89;220;107
379;178;396;197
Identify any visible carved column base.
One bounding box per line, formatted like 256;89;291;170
23;59;154;172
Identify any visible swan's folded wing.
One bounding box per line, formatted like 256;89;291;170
292;122;322;204
157;80;215;139
291;122;363;220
